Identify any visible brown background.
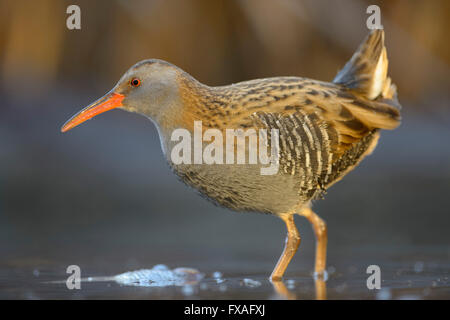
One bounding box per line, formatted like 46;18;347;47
0;0;449;297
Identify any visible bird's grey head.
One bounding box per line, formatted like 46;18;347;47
115;59;182;120
61;59;183;132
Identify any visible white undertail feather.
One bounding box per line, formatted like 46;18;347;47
370;47;387;99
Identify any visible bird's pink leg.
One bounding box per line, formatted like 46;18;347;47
298;207;327;277
270;214;300;281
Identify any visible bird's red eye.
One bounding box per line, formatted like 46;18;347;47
130;78;141;87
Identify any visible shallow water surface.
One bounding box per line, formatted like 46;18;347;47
1;246;449;299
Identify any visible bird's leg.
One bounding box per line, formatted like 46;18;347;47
297;207;327;277
270;214;300;281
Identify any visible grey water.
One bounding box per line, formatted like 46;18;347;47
1;249;449;299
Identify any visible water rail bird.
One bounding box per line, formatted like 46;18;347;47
61;30;401;281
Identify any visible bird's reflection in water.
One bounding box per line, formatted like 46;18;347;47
315;278;327;300
271;278;327;300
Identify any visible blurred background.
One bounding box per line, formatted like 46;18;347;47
0;0;449;299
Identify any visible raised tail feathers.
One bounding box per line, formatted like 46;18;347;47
333;30;400;106
333;30;401;130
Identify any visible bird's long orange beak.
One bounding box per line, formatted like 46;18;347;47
61;92;125;133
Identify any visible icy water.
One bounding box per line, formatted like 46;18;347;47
1;246;449;299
